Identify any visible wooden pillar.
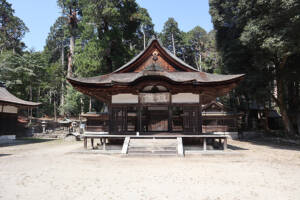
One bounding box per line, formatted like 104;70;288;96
223;138;227;151
123;107;127;133
168;105;172;132
84;137;87;149
103;138;106;150
168;94;172;132
199;94;203;134
137;105;142;133
91;138;94;149
203;138;207;151
108;102;112;134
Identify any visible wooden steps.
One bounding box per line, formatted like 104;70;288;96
125;138;180;156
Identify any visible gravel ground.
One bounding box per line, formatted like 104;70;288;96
0;138;300;200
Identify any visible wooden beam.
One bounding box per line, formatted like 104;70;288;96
84;137;87;149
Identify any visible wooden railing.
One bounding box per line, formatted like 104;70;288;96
85;125;108;132
202;125;236;133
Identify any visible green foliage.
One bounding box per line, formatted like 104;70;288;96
210;0;300;134
160;17;183;55
75;0;141;74
0;0;28;53
0;51;46;100
132;7;155;52
44;16;68;63
183;26;218;72
61;85;84;116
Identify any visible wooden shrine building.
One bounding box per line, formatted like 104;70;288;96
68;38;244;136
202;101;243;133
0;82;40;135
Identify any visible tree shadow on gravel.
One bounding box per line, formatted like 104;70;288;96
0;154;12;157
227;144;248;150
240;137;300;151
0;138;53;148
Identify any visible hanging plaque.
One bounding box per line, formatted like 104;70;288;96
139;93;170;104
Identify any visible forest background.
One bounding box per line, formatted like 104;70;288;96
0;0;299;136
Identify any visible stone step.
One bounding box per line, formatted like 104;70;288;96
127;151;177;156
127;138;178;156
129;145;177;148
128;146;177;151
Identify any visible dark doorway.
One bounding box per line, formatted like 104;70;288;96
141;106;169;132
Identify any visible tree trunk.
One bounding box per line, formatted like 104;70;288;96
274;56;296;136
54;101;57;122
36;86;40;117
195;54;200;71
60;82;65;116
60;43;65;116
101;20;113;73
80;98;84;114
171;33;176;55
53;92;57;122
129;42;133;51
29;84;32;120
67;7;77;77
182;50;186;62
199;53;202;71
143;27;146;50
67;36;74;77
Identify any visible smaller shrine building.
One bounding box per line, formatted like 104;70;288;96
0;82;40;136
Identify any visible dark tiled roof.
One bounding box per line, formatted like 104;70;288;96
0;85;41;107
68;71;244;85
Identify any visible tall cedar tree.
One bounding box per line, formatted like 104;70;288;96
160;18;183;56
210;0;300;135
0;0;28;54
77;0;141;74
57;0;80;77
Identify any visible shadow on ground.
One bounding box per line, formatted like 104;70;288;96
227;144;248;150
239;137;300;151
0;154;12;157
0;138;54;148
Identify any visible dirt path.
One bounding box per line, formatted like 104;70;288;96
0;139;300;200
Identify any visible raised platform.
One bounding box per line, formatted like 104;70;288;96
82;133;228;156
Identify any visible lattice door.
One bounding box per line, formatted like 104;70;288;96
183;106;198;133
111;107;126;134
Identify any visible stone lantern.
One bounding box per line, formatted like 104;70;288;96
41;120;47;134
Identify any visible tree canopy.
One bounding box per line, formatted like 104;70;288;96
0;0;28;54
210;0;300;135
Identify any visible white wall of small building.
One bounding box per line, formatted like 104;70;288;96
1;105;18;114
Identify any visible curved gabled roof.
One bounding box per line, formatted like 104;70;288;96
0;84;41;107
68;71;244;86
113;37;199;73
67;36;245;102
